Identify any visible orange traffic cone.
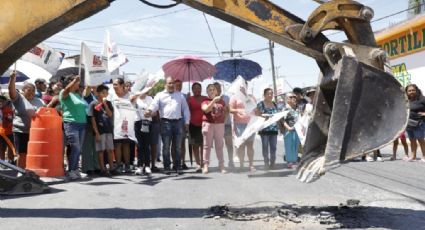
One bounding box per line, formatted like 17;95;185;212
26;107;64;177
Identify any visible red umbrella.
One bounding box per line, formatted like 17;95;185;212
162;55;216;83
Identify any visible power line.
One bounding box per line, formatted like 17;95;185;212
64;8;191;32
45;40;218;55
50;42;267;59
49;35;269;57
51;35;217;54
202;13;222;59
50;47;223;59
243;48;269;56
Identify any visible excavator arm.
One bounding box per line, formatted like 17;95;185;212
0;0;408;186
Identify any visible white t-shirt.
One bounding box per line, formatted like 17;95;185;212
135;96;153;121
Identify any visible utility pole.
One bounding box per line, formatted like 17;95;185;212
269;40;278;101
222;26;242;57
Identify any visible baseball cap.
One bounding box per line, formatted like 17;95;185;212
306;88;316;96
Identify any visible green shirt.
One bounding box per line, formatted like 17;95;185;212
59;90;87;123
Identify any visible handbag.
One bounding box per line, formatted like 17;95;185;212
407;119;422;129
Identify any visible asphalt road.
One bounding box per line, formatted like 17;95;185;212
1;138;425;229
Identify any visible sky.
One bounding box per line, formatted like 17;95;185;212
46;0;409;97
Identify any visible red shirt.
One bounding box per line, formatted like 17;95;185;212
202;98;225;123
42;94;53;105
1;105;14;135
188;96;206;126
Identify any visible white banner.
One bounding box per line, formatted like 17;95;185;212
234;116;263;148
112;99;137;142
294;103;313;146
20;43;64;75
102;30;128;73
81;42;109;86
294;114;309;146
131;70;149;92
233;111;288;148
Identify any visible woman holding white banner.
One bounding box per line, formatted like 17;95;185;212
110;78;136;173
282;93;300;169
230;86;256;172
201;84;227;174
255;88;279;169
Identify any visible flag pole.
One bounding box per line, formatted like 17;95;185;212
79;42;83;78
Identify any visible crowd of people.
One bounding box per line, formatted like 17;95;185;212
1;71;424;180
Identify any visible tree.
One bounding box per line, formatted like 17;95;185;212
149;79;165;97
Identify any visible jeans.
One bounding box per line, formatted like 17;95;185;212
64;122;86;171
135;120;151;167
160;119;183;169
260;134;277;166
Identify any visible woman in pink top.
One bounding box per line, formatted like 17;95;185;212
201;84;227;174
230;94;256;172
188;82;206;172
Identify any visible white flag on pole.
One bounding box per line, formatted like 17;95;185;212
81;42;109;86
20;43;64;75
102;30;128;73
228;76;257;113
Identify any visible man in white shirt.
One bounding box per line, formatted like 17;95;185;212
145;77;190;173
172;79;189;170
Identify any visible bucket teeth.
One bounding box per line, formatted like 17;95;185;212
297;56;408;182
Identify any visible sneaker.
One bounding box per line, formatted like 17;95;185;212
228;161;235;169
76;171;87;179
175;165;183;174
68;170;80;180
182;163;189;170
195;165;202;173
135;167;143;175
420;159;425;163
145;166;152;175
376;157;384;162
287;163;293;169
124;164;132;173
220;166;227;174
249;166;256;172
151;166;160;173
202;166;209;174
163;167;172;175
403;156;414;162
366;156;374;162
99;170;111;177
233;156;240;163
115;164;123;173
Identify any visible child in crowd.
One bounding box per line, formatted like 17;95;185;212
0;96;14;164
88;85;115;176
